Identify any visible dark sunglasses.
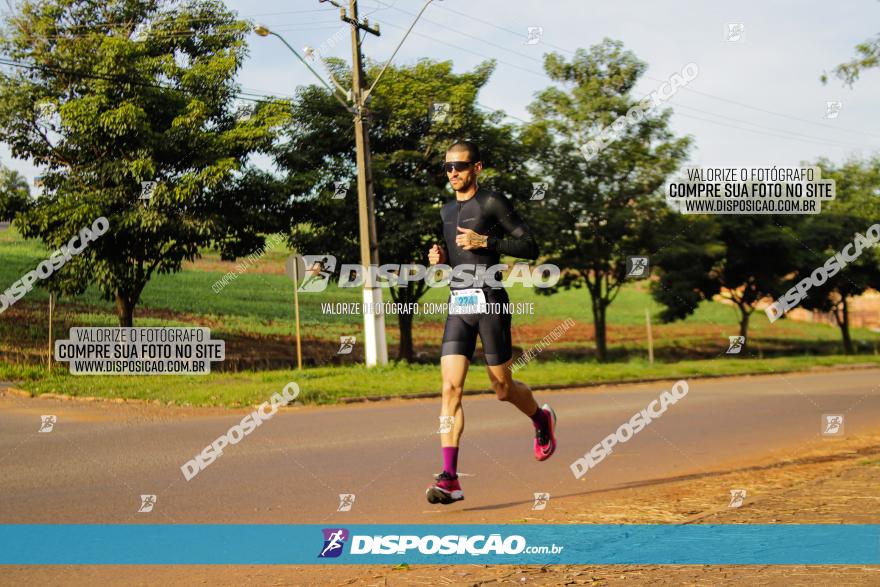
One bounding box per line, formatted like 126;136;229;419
442;161;474;173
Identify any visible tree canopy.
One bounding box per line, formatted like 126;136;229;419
524;39;692;361
0;0;289;325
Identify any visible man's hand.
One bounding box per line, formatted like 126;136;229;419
456;226;489;250
428;244;446;265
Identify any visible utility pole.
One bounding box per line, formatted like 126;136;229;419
261;0;434;366
343;0;387;366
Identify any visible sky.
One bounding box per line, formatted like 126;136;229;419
2;0;880;183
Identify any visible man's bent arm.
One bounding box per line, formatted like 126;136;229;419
485;193;540;260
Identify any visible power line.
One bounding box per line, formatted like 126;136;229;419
0;7;334;35
239;35;878;152
667;85;880;141
477;103;527;124
388;8;546;66
7;19;344;42
674;111;872;151
371;12;879;150
7;4;874;151
671;103;877;150
390;0;880;142
8;0;880;143
239;45;879;152
0;57;287;105
379;20;548;79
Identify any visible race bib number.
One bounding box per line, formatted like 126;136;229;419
449;288;487;315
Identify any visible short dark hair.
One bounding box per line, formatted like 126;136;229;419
446;140;481;163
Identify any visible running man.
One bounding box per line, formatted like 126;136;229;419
425;140;557;505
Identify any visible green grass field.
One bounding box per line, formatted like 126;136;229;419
0;226;795;327
2;226;879;406
3;355;878;407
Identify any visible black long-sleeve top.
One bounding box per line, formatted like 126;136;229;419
440;188;539;290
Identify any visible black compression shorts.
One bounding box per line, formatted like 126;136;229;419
441;287;512;366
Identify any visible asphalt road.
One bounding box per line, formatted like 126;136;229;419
1;368;878;525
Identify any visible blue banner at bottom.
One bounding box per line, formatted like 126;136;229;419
1;524;878;565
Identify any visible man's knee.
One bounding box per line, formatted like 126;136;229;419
442;380;463;398
492;379;513;402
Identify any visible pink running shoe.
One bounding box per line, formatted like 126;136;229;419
426;471;464;504
534;403;557;461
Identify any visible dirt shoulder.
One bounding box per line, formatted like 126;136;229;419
4;433;880;586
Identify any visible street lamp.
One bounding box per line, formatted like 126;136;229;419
253;24;352;112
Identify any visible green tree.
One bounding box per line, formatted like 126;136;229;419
652;214;802;340
523;39;691;361
0;0;288;325
794;157;880;354
278;58;530;362
0;164;30;220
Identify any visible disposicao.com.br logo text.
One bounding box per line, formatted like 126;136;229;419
318;528;563;557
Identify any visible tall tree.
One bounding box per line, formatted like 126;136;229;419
278;58;529;362
795;157;880;354
0;0;288;325
524;39;691;361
